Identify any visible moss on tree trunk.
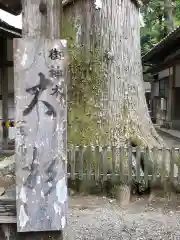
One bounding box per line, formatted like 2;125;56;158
62;0;166;198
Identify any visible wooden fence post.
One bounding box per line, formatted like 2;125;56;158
13;0;67;239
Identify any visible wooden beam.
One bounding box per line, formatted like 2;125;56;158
0;93;14;101
145;58;180;74
0;37;8;148
11;0;67;239
0;61;14;68
0;2;22;15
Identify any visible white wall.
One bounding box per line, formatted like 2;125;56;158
158;67;173;80
151;81;159;98
175;64;180;87
144;82;151;92
0;97;14;120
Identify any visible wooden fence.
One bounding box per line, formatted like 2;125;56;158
67;146;180;185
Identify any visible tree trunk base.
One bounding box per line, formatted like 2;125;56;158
148;190;177;203
116;184;131;207
148;179;178;203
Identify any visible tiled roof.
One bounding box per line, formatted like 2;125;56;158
0;19;21;37
142;25;180;62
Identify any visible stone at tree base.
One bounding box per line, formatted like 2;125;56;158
116;184;131;207
68;188;76;197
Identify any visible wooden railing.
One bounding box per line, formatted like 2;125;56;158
0;146;179;225
67;146;180;184
0;145;179;184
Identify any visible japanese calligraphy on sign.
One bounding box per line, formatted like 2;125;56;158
49;48;64;60
14;38;67;232
49;66;63;79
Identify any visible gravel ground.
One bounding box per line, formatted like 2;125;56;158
158;131;180;149
66;195;180;240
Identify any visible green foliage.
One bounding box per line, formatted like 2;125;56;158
62;17;107;145
175;0;180;23
141;0;179;55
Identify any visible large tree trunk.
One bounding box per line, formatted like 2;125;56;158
98;0;165;204
99;0;164;149
64;0;164;148
164;0;174;35
64;0;166;201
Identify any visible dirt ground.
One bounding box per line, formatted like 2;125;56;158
1;173;180;239
66;194;180;239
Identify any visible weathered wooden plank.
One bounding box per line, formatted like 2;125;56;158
119;147;124;183
0;150;15;156
86;146;92;181
152;147;158;182
70;146;76;180
78;146;84;181
18;231;63;240
136;147;141;183
128;147;132;184
144;148;149;186
177;149;180;183
0;216;16;224
74;146;79;179
102;146;108;181
160;148;166;183
170;148;175;181
14;39;68;232
95;146;100;181
111;146;116;181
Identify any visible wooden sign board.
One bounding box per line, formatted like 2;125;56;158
14;38;68;232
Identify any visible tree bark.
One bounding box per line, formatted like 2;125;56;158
99;0;164;149
98;0;165;201
63;0;166;199
164;0;174;35
22;0;62;38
